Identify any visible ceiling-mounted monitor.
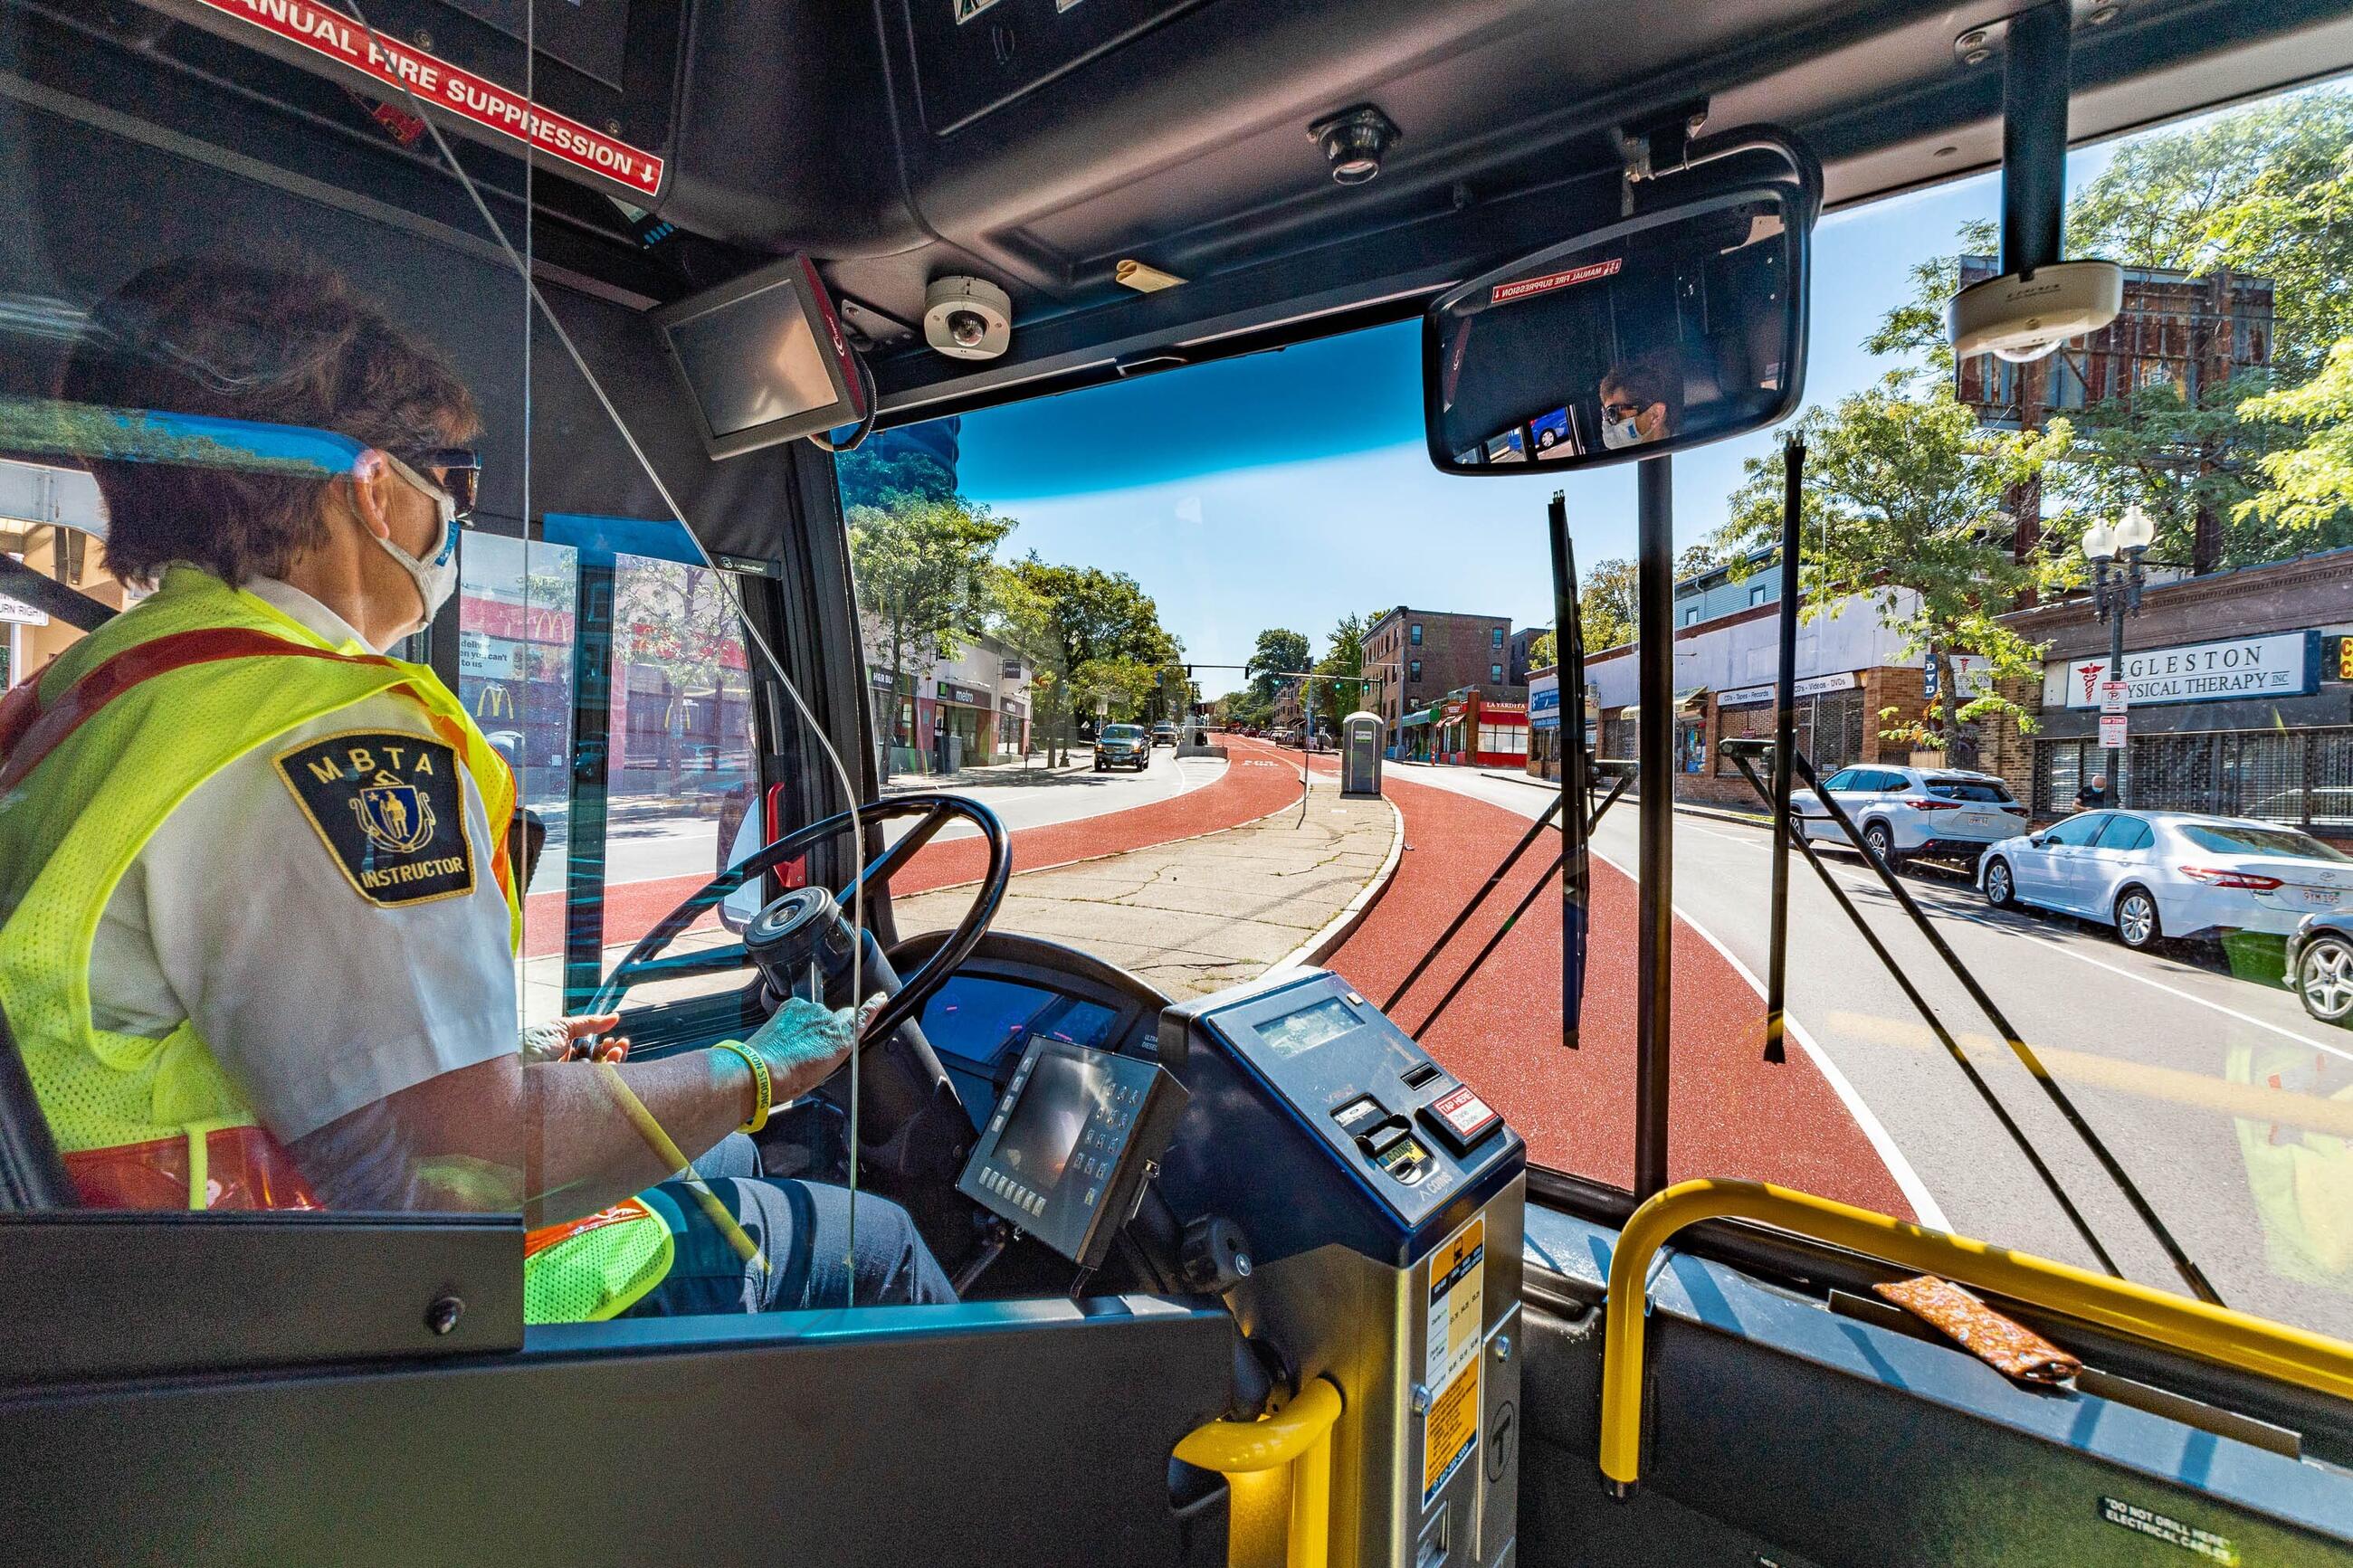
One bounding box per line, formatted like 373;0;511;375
653;254;868;460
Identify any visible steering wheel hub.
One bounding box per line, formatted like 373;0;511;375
744;886;857;1001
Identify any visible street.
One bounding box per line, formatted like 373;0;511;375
1399;762;2353;1337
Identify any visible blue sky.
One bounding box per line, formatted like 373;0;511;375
950;144;2129;676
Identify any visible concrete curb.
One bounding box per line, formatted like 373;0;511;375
1267;792;1409;978
895;753;1318;897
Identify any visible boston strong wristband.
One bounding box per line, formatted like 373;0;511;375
711;1040;772;1134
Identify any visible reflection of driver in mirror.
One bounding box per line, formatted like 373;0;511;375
1597;353;1681;450
0;260;951;1319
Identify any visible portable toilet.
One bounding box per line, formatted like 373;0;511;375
1340;710;1384;797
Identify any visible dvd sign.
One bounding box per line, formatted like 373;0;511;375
2043;631;2317;709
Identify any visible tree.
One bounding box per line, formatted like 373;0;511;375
1310;612;1374;734
849;494;1015;768
614;560;746;788
1720;379;2072;768
836;432;957;510
1578;558;1639;652
1069;656;1157;723
1526;629;1557;669
2234;338;2353;546
1009;556;1184;755
1245;628;1311;703
1675;540;1728;580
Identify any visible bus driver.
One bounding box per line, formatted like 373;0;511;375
0;258;952;1321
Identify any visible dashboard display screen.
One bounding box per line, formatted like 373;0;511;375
1257;995;1359;1060
994;1050;1109;1193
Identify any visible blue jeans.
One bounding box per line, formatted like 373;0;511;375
622;1136;956;1315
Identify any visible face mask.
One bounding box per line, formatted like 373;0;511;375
1600;415;1644;451
378;452;461;642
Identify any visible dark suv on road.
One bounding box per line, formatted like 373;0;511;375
1094;724;1149;772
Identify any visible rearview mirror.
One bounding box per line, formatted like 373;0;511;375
1424;185;1808;473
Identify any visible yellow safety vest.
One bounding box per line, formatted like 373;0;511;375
0;566;671;1322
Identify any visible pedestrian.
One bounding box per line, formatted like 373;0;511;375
2076;773;2108;811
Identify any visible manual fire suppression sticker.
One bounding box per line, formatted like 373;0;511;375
192;0;664;194
1421;1215;1485;1508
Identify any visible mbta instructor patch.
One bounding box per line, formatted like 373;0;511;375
275;730;475;908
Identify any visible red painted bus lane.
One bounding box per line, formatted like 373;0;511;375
1322;769;1914;1218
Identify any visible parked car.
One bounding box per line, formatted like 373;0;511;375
1094;723;1150;772
2284;909;2353;1025
1790;765;2027;870
1979;810;2353;951
1152;721;1177;746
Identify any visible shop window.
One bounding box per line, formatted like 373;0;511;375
1805;688;1865;772
1716;703;1773;775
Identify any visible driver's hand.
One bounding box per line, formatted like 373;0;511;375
734;996;868;1101
519;1013;630;1063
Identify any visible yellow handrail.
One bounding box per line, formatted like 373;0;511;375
1176;1375;1345;1568
1601;1178;2353;1493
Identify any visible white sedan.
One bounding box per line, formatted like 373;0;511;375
1977;810;2353;951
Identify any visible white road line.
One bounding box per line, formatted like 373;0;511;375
1587;843;1950;1230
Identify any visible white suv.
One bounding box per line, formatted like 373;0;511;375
1792;765;2028;870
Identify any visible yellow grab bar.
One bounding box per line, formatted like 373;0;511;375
1176;1375;1345;1568
1602;1178;2353;1493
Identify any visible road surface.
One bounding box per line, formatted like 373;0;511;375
1396;761;2353;1336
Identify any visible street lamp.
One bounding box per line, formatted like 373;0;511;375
2081;503;2157;807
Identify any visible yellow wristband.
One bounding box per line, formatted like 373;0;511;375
712;1040;772;1134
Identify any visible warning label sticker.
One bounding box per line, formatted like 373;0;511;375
192;0;664;194
1421;1215;1485;1508
1491;256;1621;307
2098;1497;2239;1564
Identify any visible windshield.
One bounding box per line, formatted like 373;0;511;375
2177;823;2350;862
843;72;2353;1342
1102;726;1144;740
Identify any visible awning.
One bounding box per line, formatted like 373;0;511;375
1616;687;1708;716
1400;708;1433;727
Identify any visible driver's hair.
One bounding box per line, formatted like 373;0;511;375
1600;350;1682;425
58;256;479;588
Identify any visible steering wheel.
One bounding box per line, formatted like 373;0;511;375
590;793;1012;1052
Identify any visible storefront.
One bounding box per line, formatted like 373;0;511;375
1527;668;1560;781
933;678;996;774
1713;672;1869;784
1429;689;1527;766
1989;549;2353;835
1396;707;1433;761
2027;632;2353;829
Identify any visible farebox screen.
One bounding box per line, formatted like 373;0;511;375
994;1050;1105;1193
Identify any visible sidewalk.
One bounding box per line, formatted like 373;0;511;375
881;754;1091;794
888;771;1400;1000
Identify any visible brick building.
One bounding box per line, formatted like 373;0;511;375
1367;605;1524;755
1508;624;1549;686
1982;548;2353;832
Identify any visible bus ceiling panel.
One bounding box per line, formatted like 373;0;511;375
846;0;2353;423
1703;0;2353;211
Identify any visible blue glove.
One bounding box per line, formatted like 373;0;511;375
738;995;865;1098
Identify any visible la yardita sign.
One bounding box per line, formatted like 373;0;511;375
193;0;664;194
2045;631;2320;709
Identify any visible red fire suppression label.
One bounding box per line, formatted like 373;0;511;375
193;0;664;195
1491;256;1622;306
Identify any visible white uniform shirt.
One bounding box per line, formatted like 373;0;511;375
89;578;518;1143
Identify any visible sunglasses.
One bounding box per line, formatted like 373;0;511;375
387;446;481;520
1602;401;1646;423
